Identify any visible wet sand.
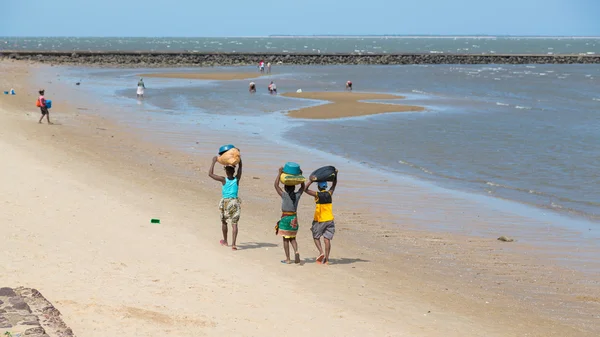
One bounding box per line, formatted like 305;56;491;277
1;60;599;337
140;72;263;81
282;91;425;119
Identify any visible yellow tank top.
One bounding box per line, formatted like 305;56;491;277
314;191;334;222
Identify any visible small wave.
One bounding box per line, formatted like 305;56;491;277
398;160;433;175
526;65;536;69
515;106;531;110
496;102;509;106
486;182;547;197
412;90;427;94
593;98;600;102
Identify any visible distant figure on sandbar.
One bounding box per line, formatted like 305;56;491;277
137;78;145;98
249;81;256;93
304;174;338;265
267;62;272;74
346;81;352;91
259;60;265;73
268;81;277;95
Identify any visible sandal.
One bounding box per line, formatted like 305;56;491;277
219;240;228;247
231;245;238;251
281;260;292;264
316;254;325;264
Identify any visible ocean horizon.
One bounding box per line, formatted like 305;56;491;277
2;36;598;55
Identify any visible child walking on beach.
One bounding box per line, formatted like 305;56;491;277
36;89;52;124
274;167;305;264
209;156;243;250
304;174;338;265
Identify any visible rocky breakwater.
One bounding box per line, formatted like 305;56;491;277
0;287;75;337
1;51;599;67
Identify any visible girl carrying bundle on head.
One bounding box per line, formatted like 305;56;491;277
274;167;305;264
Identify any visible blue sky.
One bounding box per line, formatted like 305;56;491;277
2;0;599;36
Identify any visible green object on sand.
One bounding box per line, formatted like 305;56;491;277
151;218;160;224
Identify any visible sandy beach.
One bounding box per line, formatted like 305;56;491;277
1;60;599;337
282;91;424;119
140;72;264;81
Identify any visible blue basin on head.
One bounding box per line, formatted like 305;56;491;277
218;144;235;155
283;162;301;175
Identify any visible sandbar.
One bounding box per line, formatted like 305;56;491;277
282;91;424;119
139;72;262;81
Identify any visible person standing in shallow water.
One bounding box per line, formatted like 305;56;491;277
137;78;145;98
274;167;305;264
304;174;338;265
209;156;243;250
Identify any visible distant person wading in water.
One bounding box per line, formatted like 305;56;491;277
249;81;256;93
268;81;277;94
274;167;305;264
209;156;243;250
267;62;272;74
346;81;353;91
137;78;145;98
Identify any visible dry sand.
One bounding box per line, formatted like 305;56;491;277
282;91;425;119
1;60;599;337
140;72;263;81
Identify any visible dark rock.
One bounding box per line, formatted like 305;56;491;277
42;306;61;317
24;327;46;335
0;287;17;297
0;316;12;328
9;297;31;312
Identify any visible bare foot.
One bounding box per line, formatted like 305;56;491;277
294;253;301;264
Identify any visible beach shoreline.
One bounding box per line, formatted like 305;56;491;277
1;60;599;336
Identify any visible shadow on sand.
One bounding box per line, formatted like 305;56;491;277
237;242;279;250
301;257;369;265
